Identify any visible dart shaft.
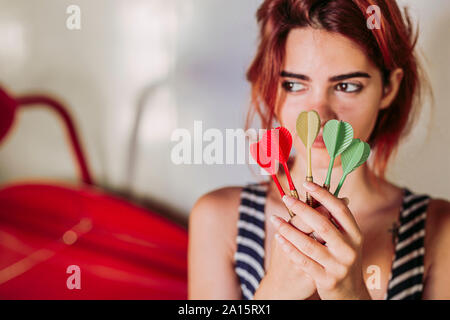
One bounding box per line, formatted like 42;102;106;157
282;162;296;191
334;174;347;197
324;156;335;187
305;176;314;207
305;147;315;207
271;174;285;197
307;147;312;177
272;174;296;218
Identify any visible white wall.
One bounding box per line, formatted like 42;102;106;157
0;0;448;219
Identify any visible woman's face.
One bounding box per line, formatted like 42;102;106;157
277;27;389;169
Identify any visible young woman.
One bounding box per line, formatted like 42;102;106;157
188;0;450;300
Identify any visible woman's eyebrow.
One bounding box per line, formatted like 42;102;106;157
329;72;371;81
280;71;370;82
280;71;310;81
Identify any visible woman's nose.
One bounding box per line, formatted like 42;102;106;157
306;88;336;124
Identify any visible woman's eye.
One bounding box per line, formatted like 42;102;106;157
335;82;362;93
282;81;306;93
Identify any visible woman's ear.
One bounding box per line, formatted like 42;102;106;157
380;68;404;110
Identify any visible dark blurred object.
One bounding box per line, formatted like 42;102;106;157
0;88;16;145
0;87;188;299
0;87;93;185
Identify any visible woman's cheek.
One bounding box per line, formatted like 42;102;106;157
337;107;379;141
334;93;380;140
343;88;384;141
280;93;379;143
279;98;307;132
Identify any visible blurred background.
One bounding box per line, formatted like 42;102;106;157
0;0;449;222
0;0;449;299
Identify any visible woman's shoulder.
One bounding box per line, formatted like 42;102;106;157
398;186;449;223
422;196;450;298
189;183;268;260
190;182;269;220
426;197;450;241
188;186;243;264
424;196;450;265
189;185;247;238
190;186;243;223
189;182;269;239
428;197;450;215
403;187;450;247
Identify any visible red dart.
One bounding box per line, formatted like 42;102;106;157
250;131;296;218
274;127;299;199
250;139;285;197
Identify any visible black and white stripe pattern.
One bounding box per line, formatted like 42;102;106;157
234;183;268;299
385;188;430;300
234;185;430;300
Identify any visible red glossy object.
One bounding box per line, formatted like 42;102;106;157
0;183;187;299
0;88;16;144
250;131;285;196
275;127;292;163
0;87;188;299
250;127;299;196
250;139;277;175
275;127;297;192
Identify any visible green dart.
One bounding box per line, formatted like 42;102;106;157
334;138;370;197
323;120;354;191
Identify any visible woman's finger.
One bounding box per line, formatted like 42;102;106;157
290;216;313;235
274;231;325;280
282;195;349;252
303;181;361;242
340;197;350;206
271;215;342;271
309;205;332;243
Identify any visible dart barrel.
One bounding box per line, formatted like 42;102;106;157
305;176;314;207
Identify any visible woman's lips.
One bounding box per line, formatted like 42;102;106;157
312;134;326;148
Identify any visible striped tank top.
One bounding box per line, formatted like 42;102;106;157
234;182;431;300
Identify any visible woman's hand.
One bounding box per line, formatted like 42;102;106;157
254;221;317;300
271;181;371;300
289;198;349;244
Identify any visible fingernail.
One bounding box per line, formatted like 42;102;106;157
303;181;317;191
282;195;296;207
274;233;282;243
342;197;350;205
275;234;286;246
270;215;281;227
